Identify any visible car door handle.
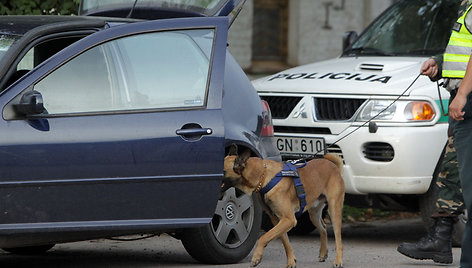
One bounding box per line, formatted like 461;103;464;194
176;124;213;140
176;128;213;136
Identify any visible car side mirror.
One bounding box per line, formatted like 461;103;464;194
14;90;45;115
342;31;358;51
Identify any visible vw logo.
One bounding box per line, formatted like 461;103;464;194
225;204;235;220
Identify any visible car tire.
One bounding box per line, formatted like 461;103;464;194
2;244;55;254
180;187;262;264
419;169;439;230
452;210;467;247
262;212;316;235
289;212;316;235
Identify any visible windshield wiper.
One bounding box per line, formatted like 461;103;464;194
343;47;395;56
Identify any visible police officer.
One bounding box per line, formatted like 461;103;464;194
447;3;472;266
397;136;463;264
397;0;472;265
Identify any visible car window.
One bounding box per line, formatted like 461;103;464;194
4;36;87;90
17;37;85;71
17;49;34;71
0;34;21;62
34;44;117;114
33;29;214;115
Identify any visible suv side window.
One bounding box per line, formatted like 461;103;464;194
33;29;214;115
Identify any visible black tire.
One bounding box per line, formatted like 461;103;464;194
288;212;315;235
262;209;320;236
2;244;55;255
261;212;272;232
180;187;262;264
419;170;439;230
419;145;443;231
452;210;467;247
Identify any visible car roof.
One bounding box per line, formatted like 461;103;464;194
0;15;119;36
79;0;244;19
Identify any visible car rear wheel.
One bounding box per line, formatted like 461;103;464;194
2;244;55;254
181;187;261;264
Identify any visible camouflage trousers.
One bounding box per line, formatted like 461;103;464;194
434;136;465;217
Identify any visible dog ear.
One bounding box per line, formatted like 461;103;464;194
228;144;238;156
239;149;251;163
234;149;251;174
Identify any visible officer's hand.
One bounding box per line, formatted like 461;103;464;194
420;58;438;79
449;94;467;121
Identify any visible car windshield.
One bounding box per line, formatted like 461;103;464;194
0;34;21;62
80;0;224;16
343;0;460;57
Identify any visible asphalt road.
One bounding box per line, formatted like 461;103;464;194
0;217;462;268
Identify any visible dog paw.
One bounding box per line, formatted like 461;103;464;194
332;263;343;268
250;257;261;267
318;254;328;262
286;260;296;268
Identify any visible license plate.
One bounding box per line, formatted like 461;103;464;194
275;136;326;156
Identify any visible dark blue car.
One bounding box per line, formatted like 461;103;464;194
0;0;280;264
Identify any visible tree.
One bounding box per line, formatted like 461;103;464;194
0;0;80;15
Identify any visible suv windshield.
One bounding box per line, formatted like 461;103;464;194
343;0;460;57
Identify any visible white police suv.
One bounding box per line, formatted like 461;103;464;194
254;0;464;237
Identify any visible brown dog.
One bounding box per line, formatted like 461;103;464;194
223;145;345;268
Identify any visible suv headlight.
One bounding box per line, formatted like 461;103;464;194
356;100;435;122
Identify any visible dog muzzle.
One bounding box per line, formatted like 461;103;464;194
221;177;235;192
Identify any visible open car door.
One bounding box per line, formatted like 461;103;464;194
0;16;228;237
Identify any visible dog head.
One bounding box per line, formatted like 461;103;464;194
222;144;253;194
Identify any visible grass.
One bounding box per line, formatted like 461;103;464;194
342;205;420;223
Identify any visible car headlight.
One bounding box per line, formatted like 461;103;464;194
356;100;435;122
404;101;435;121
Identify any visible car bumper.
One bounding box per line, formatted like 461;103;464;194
260;136;282;161
278;123;448;195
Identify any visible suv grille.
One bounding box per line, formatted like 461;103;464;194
260;96;302;119
327;144;344;162
314;98;367;120
363;142;394;162
274;126;331;135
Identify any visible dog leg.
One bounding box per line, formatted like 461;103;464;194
279;233;296;268
252;216;297;268
327;196;344;268
308;202;328;262
267;214;297;267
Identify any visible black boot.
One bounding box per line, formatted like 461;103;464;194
397;217;454;264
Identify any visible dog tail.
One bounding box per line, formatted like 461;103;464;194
323;154;344;174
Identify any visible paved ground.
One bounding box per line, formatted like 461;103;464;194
0;217;462;268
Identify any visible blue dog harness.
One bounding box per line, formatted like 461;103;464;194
259;160;307;218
